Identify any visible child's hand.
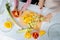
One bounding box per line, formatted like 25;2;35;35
38;0;45;9
38;2;43;9
44;13;53;22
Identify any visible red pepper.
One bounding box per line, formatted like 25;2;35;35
11;10;20;18
32;32;39;39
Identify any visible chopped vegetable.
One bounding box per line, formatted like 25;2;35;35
39;14;45;22
32;32;39;39
17;28;33;33
21;10;40;29
24;31;32;39
4;21;12;29
40;17;45;21
39;30;46;36
12;10;20;18
21;10;45;30
17;29;27;33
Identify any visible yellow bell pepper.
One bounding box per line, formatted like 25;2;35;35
39;30;46;37
24;32;32;39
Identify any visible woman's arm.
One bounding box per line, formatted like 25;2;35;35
38;0;45;9
21;0;32;11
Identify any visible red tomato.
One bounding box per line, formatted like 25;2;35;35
11;10;20;18
32;32;39;39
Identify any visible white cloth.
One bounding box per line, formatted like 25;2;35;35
45;0;60;14
45;0;60;8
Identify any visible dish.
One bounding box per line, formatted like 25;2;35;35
19;10;45;29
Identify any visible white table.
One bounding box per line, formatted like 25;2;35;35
0;0;60;40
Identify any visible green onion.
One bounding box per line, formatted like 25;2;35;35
6;3;10;13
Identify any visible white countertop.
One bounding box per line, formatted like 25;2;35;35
0;0;60;40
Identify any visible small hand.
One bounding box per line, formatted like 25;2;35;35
38;2;43;9
11;9;22;18
44;13;53;22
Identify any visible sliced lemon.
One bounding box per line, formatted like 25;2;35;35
24;32;32;39
4;21;12;29
39;30;46;37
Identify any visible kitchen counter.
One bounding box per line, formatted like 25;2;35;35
0;0;60;40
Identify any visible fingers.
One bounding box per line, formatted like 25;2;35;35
44;13;53;22
19;10;23;16
38;0;45;9
38;2;43;9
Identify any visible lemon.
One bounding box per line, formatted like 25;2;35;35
4;21;12;29
39;30;46;37
24;32;32;39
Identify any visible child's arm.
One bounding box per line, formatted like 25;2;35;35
14;0;19;9
21;0;32;11
38;0;45;9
